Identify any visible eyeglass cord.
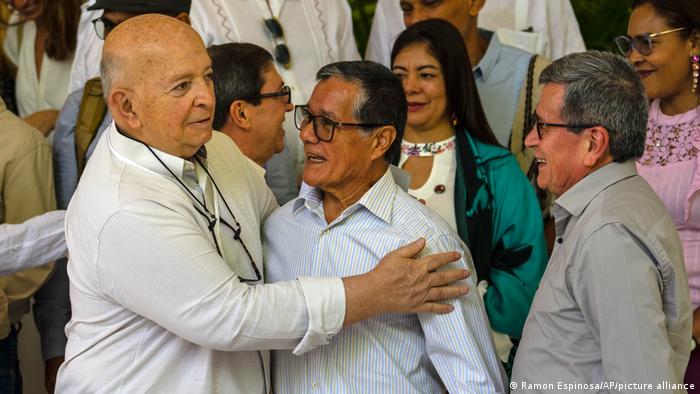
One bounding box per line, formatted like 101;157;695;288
141;142;262;282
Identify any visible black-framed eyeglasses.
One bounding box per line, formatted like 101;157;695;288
263;18;291;69
238;85;291;104
532;113;596;139
91;16;120;40
614;27;688;57
294;105;386;142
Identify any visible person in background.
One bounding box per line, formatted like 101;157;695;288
512;51;691;392
208;43;293;172
0;96;57;393
2;0;80;135
265;60;507;393
366;0;585;65
616;0;700;386
390;19;546;375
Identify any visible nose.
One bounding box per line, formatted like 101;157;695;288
403;73;420;95
299;120;318;144
194;79;215;109
524;124;539;148
628;47;644;65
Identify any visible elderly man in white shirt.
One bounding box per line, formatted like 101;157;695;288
69;0;360;205
56;15;468;393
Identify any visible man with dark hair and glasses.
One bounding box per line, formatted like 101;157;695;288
57;15;470;393
263;61;507;392
208;43;293;175
511;51;691;392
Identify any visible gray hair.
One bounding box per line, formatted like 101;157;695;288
316;61;407;163
539;50;649;162
100;55;117;100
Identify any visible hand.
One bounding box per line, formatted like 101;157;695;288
342;238;469;325
45;356;64;393
22;110;60;136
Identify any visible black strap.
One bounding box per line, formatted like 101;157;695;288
455;130;493;283
521;54;538;150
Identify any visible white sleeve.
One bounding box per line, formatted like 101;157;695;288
68;2;103;93
3;21;20;66
335;1;361;61
96;203;345;352
365;0;404;66
0;211;66;275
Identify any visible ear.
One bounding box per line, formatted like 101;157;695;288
107;89;141;130
228;100;252;130
369;126;397;161
582;125;611;167
175;13;191;25
467;0;485;16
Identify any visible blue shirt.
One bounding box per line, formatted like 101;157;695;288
474;31;532;147
263;169;507;393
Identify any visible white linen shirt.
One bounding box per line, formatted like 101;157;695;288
0;210;66;276
365;0;585;66
57;124;345;393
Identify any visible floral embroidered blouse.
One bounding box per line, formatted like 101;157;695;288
637;99;700;309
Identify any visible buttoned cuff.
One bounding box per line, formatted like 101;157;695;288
292;277;345;355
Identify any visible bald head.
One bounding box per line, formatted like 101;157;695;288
101;14;204;96
101;13;216;158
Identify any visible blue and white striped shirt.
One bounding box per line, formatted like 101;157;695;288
263;169;507;393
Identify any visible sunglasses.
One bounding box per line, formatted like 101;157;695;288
614;27;688;57
263;18;291;69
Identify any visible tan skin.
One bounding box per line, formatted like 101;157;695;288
105;15;469;328
626;4;700;340
392;43;453;191
400;0;489;66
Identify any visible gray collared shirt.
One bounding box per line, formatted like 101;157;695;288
512;161;691;393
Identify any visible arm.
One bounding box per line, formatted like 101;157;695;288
364;0;403;66
418;234;507;393
572;224;686;386
483;156;548;339
52;89;82;210
96;203;345;353
0;211;66;275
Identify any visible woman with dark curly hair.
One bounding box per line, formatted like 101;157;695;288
2;0;80;135
617;0;700;384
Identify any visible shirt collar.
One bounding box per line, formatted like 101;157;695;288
473;29;499;80
554;161;638;218
106;121;199;181
293;168;397;225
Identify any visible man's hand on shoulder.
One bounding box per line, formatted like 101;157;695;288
342;238;469;326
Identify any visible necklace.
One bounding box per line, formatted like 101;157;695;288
401;135;456;157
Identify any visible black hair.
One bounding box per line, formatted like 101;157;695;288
316;61;408;163
207;43;273;131
390;18;500;147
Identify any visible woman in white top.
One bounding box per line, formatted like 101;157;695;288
3;0;80;135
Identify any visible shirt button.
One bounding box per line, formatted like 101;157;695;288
312;382;319;389
322;229;329;236
556;237;563;244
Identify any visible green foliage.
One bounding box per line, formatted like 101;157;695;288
348;0;377;57
570;0;632;52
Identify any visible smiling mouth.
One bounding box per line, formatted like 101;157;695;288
637;70;654;78
536;158;547;165
306;153;326;163
407;103;426;112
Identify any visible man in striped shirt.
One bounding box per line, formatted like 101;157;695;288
264;61;507;393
